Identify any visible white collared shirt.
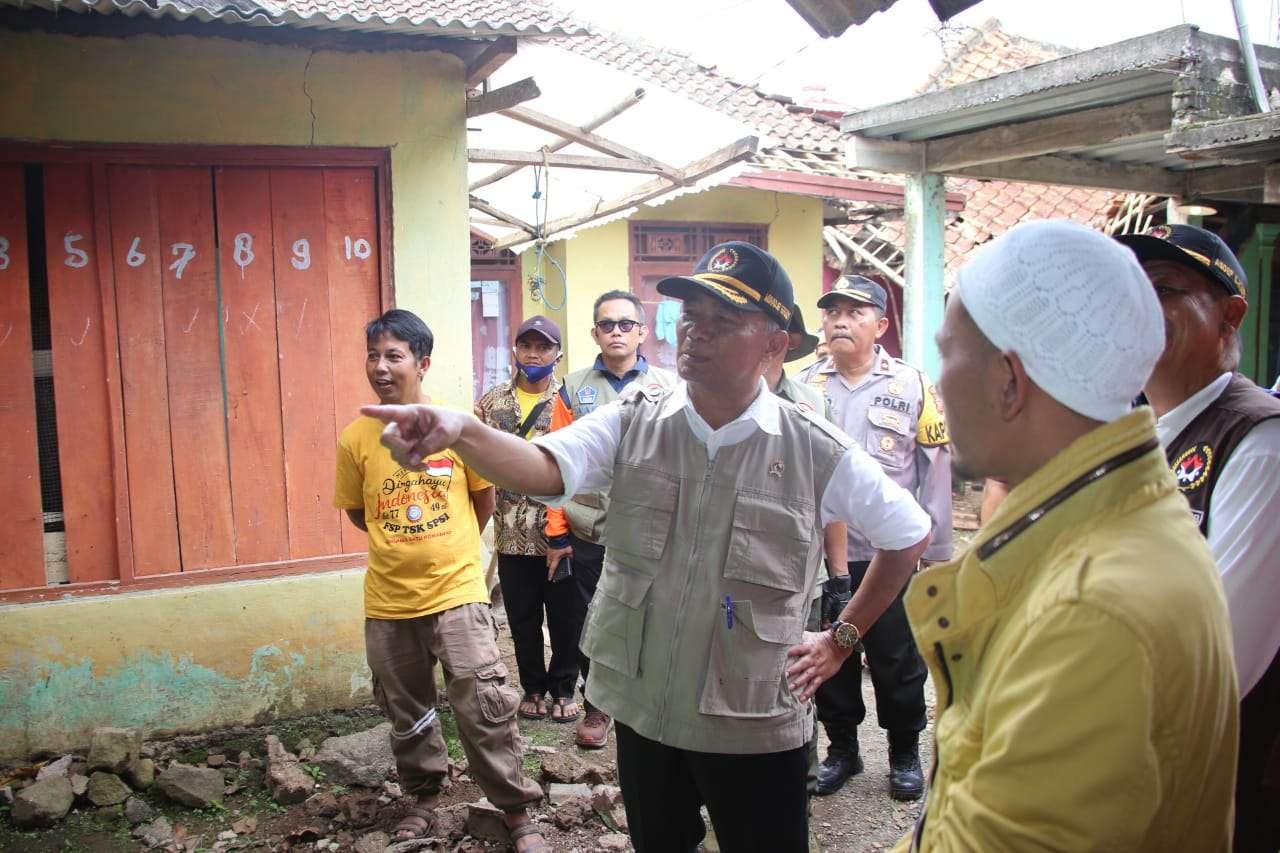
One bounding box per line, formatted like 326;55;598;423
1156;372;1280;695
533;378;930;553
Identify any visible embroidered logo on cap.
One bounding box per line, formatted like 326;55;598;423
707;247;739;273
1172;443;1213;492
1148;225;1172;240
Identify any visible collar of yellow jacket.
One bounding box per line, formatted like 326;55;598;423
910;407;1171;619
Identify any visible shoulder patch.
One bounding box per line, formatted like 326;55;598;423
916;379;949;447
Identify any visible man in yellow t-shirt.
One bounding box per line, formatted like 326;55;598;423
333;309;545;851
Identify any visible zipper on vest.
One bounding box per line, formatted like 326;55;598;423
656;455;716;738
910;641;952;852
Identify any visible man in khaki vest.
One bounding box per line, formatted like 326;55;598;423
543;289;676;748
362;242;931;853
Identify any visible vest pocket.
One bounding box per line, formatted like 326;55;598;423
866;406;913;469
604;465;679;560
580;568;654;678
725;493;812;592
699;600;801;718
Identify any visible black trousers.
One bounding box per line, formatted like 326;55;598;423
497;553;580;699
564;533;605;710
1235;647;1280;852
615;722;809;853
815;561;927;748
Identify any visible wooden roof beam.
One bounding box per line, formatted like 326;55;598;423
951;153;1184;195
466;77;541;118
468;195;537;237
498;105;683;182
491;135;759;249
470;88;646;191
468;149;669;174
465;37;517;87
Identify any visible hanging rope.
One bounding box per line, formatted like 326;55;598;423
527;146;566;311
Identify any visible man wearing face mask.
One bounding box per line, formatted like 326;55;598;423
476;316;580;724
544;290;676;748
797;276;953;801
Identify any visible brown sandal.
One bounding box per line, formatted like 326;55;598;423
509;821;552;852
518;692;548;720
393;806;436;840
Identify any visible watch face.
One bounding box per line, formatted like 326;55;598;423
834;622;858;649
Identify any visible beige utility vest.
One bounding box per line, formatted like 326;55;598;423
562;362;676;542
580;389;850;754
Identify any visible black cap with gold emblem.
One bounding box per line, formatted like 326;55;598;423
1114;224;1247;298
657;241;795;327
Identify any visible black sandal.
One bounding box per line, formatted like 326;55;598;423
550;696;580;723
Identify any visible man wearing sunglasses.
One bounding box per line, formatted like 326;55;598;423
544;290;676;748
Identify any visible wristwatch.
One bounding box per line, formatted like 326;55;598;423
830;620;863;652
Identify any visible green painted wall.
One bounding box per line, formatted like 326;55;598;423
1239;224;1278;385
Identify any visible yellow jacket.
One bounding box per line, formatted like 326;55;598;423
894;409;1238;852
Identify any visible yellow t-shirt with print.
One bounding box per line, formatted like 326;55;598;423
514;384;542;427
334;415;491;619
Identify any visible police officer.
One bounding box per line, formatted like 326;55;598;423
798;275;953;801
543;290;676;748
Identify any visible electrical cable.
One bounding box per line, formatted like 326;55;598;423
527;149;566;311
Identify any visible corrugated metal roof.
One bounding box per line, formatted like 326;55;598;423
0;0;588;37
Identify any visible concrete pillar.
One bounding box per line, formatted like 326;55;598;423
902;172;946;379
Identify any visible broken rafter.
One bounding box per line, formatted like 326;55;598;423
470;88;646;191
468;194;538;237
466;77;541;118
491;135;759;250
498;105;683;183
468;149;670;175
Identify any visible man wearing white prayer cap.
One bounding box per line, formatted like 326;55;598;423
890;220;1239;852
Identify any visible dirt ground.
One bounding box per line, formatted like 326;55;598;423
1;490;982;853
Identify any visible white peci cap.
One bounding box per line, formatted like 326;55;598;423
953;219;1164;422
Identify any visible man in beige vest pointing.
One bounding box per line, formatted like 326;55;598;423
363;242;930;853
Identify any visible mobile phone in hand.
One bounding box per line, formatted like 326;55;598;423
551;555;573;583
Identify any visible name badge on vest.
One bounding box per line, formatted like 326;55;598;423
576;385;598;414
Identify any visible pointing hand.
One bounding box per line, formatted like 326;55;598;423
360;404;468;470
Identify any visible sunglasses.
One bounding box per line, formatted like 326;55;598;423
594;319;640;333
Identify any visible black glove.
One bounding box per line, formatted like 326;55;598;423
821;573;853;627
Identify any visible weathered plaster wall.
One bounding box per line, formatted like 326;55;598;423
0;571;370;761
527;187;823;373
0;29;473;404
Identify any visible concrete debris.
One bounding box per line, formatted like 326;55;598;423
128;757;156;789
551;796;595;830
548;782;593;804
383;780;403;798
304;790;342;817
205;754;227;768
87;727;141;774
131;816;174;849
124;795;154;825
313;723;394;788
353;830;390;853
11;776;74;827
35;755;73;781
465;797;510;843
527;745;559;756
156;762;225;808
540;752;613;785
265;735;315;805
86;771;132;806
69;774;89;797
230;816;257;834
342;791;383;828
598;832;632;851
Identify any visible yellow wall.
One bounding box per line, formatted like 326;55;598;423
0;29;474;404
519;187;823;372
0;572;370;761
0;29;475;758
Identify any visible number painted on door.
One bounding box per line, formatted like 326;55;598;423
64;233;89;269
291;238;311;271
233;232;255;276
169;242;196;279
344;235;372;261
126;237;146;268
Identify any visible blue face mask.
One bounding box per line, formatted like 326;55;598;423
516;359;556;383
